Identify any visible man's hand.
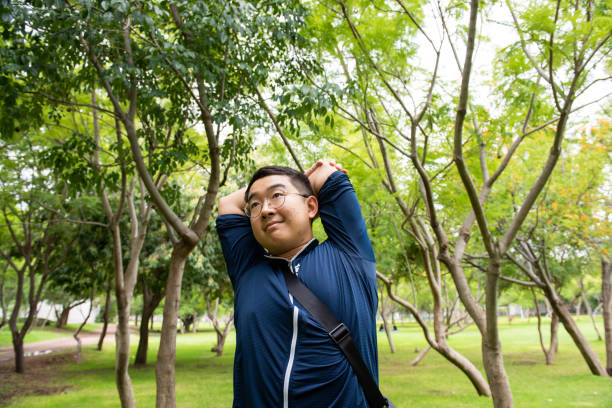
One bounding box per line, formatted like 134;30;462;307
306;159;347;195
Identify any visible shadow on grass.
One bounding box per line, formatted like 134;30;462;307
0;352;75;407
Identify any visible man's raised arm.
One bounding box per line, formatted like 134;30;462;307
218;187;247;216
307;160;374;261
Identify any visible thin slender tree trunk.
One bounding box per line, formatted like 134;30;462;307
39;306;53;328
602;257;612;375
206;298;234;357
212;319;233;357
156;242;191;408
135;284;164;366
135;306;153;365
115;287;135;408
379;288;395;353
410;345;431;366
74;289;95;364
98;284;112;351
546;313;559;365
108;189;150;408
533;289;558;364
0;276;6;329
543;284;608;376
380;310;395;353
219;321;233;356
581;282;602;341
136;282;152;366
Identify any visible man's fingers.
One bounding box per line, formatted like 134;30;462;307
306;159;348;176
305;160;324;176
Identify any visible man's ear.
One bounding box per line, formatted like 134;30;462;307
306;196;318;220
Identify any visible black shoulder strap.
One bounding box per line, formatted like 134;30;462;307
283;267;390;408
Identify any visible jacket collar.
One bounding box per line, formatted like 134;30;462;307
264;238;318;264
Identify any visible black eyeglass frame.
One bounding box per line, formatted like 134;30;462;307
244;192;310;218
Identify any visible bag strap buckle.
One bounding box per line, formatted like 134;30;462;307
329;323;350;345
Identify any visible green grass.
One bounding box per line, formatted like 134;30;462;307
5;317;612;407
0;327;75;349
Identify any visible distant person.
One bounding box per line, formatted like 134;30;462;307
217;160;380;407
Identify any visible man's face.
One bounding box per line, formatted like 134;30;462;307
246;175;318;257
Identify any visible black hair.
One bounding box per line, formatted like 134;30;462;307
244;166;314;202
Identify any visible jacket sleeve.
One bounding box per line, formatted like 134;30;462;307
215;214;265;287
317;171;375;262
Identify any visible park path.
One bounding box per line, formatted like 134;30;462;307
0;324;116;363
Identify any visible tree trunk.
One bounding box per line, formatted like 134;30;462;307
377;269;491;397
212;313;234;357
602;257;612;376
581;283;602;341
575;298;582;319
482;258;513;408
135;305;153;365
482;339;513;408
544;297;553;317
135;283;164;366
0;278;6;329
216;321;233;357
115;286;135;408
136;282;153;366
546;313;559;364
544;284;608;376
98;284;112;351
379;288;395;353
380;309;396;354
74;288;95;364
206;297;234;358
533;289;558;364
410;345;431;366
56;305;71;328
39;306;53;328
11;330;24;374
156;242;191;408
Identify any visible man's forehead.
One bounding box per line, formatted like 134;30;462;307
249;175;295;197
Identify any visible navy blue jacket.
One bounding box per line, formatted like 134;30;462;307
216;171;378;407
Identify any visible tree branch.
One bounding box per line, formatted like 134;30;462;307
255;88;304;172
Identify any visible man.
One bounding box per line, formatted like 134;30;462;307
216;159;378;407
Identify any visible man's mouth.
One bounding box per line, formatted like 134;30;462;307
264;220;282;231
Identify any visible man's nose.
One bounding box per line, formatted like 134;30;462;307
260;199;275;217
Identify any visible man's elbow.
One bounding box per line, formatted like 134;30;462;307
218;195;243;216
218;195;232;215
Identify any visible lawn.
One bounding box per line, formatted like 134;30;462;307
0;323;101;349
3;317;611;407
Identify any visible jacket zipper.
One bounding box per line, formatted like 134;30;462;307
264;239;315;408
283;261;299;408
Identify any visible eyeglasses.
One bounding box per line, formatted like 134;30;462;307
244;192;310;218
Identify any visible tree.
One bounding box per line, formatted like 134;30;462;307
44;198;111;328
0;139;78;373
303;0;611;406
135;216;170;366
3;1;319;404
498;119;612;371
